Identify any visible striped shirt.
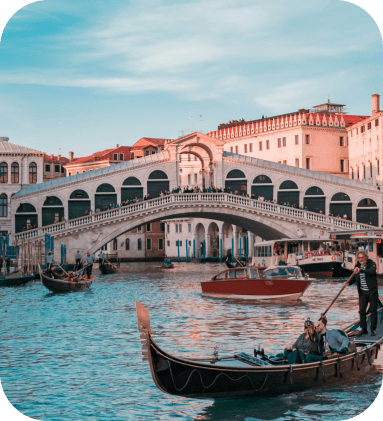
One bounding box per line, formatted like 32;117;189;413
359;271;369;291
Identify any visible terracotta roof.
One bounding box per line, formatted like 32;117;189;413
43;154;69;163
130;137;167;151
68;148;116;165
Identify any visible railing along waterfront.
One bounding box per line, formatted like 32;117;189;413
14;193;375;240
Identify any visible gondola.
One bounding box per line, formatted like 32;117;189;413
99;261;119;275
225;249;246;269
40;269;93;293
0;272;35;287
136;301;383;399
162;260;174;269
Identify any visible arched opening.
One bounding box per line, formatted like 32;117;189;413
225;169;247;195
15;203;38;233
179;150;205;189
251;175;273;201
0;162;8;183
207;222;219;257
0;193;7;217
278;180;299;207
356;198;379;226
42;196;64;226
95;183;117;211
29;162;37;184
11;162;19;183
330;192;352;220
181;143;215;189
222;222;233;256
195;223;206;258
121;177;143;202
69;189;91;220
304;186;325;214
147;170;169;198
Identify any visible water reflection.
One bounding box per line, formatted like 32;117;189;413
0;262;382;421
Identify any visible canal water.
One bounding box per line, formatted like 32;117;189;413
0;262;382;421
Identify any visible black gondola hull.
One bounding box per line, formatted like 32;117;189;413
99;263;118;275
41;273;93;293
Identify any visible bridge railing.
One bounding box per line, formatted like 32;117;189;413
14;193;374;241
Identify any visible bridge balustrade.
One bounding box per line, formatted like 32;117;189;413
13;193;375;241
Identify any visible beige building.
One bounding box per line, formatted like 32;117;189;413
207;101;368;178
347;94;383;185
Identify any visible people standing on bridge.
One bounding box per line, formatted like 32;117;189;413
85;251;96;278
343;251;378;337
46;251;54;277
75;251;82;270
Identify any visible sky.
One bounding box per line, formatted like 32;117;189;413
0;0;382;158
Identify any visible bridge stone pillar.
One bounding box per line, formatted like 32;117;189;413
233;225;239;258
167;145;179;191
352;205;357;222
247;231;254;260
205;234;211;257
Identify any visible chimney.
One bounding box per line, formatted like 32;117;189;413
69;151;74;162
0;137;9;142
116;144;119;148
372;94;380;115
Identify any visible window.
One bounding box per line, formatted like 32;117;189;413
0;162;8;183
113;153;118;160
167;241;170;247
11;163;19;183
249;143;253;152
159;239;164;250
45;164;51;172
0;194;7;217
82;170;86;173
375;119;379;127
259;141;263;151
351;167;354;179
76;171;79;175
356;128;358;135
283;137;286;147
179;224;182;233
176;224;178;233
340;160;344;172
278;138;281;148
137;225;142;232
145;150;150;156
188;174;191;184
68;172;72;176
167;224;170;233
188;223;191;232
235;146;238;154
146;223;151;232
340;137;344;146
194;174;197;183
146;239;152;250
131;152;135;159
266;140;269;149
125;238;130;250
61;167;65;173
54;165;60;173
361;126;365;133
113;239;118;251
370;162;373;177
244;144;248;153
368;122;372;130
101;244;107;251
188;154;191;162
152;151;155;155
378;160;380;176
160;222;165;232
230;147;233;153
29;162;37;184
119;153;124;160
306;158;310;170
357;167;360;179
138;239;142;250
295;158;299;167
305;135;310;144
363;164;366;179
283;160;287;165
295;135;299;145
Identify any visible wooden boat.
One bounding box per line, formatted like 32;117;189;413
162;260;174;269
0;272;35;287
201;266;312;301
99;261;119;275
40;270;93;293
136;301;383;399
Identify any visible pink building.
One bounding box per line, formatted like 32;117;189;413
347;94;383;185
207;102;368;178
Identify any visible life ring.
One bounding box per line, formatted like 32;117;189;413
331;256;336;261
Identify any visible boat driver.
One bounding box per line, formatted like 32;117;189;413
46;251;54;277
85;251;95;278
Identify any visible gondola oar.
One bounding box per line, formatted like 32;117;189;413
104;257;123;274
233;255;245;267
55;263;70;278
320;272;354;319
73;263;92;278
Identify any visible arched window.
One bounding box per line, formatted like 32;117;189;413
0;162;8;183
358;198;377;208
0;193;7;217
29;162;37;184
148;170;168;180
70;189;89;199
226;169;246;179
137;238;142;250
11;163;19;183
252;175;272;184
147;171;169;198
125;238;130;250
122;177;141;186
113;239;118;251
43;196;63;206
96;183;115;192
331;193;351;201
305;186;324;195
16;203;37;213
279;180;298;190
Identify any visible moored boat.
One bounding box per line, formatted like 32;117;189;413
201;266;312;301
0;272;35;287
40;270;93;293
99;261;119;275
136;301;383;399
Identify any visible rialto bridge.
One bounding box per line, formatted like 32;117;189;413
10;133;382;261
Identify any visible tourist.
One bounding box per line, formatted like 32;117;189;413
315;315;354;357
343;251;378;337
343;214;347;220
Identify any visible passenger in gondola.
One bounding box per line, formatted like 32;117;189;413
75;250;82;270
315;314;354;357
46;251;54;277
283;318;322;363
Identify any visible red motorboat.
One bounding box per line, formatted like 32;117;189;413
201;266;313;301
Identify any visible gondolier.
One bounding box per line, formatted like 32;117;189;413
85;251;96;278
46;251;54;276
98;251;105;267
344;250;379;337
75;251;82;270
